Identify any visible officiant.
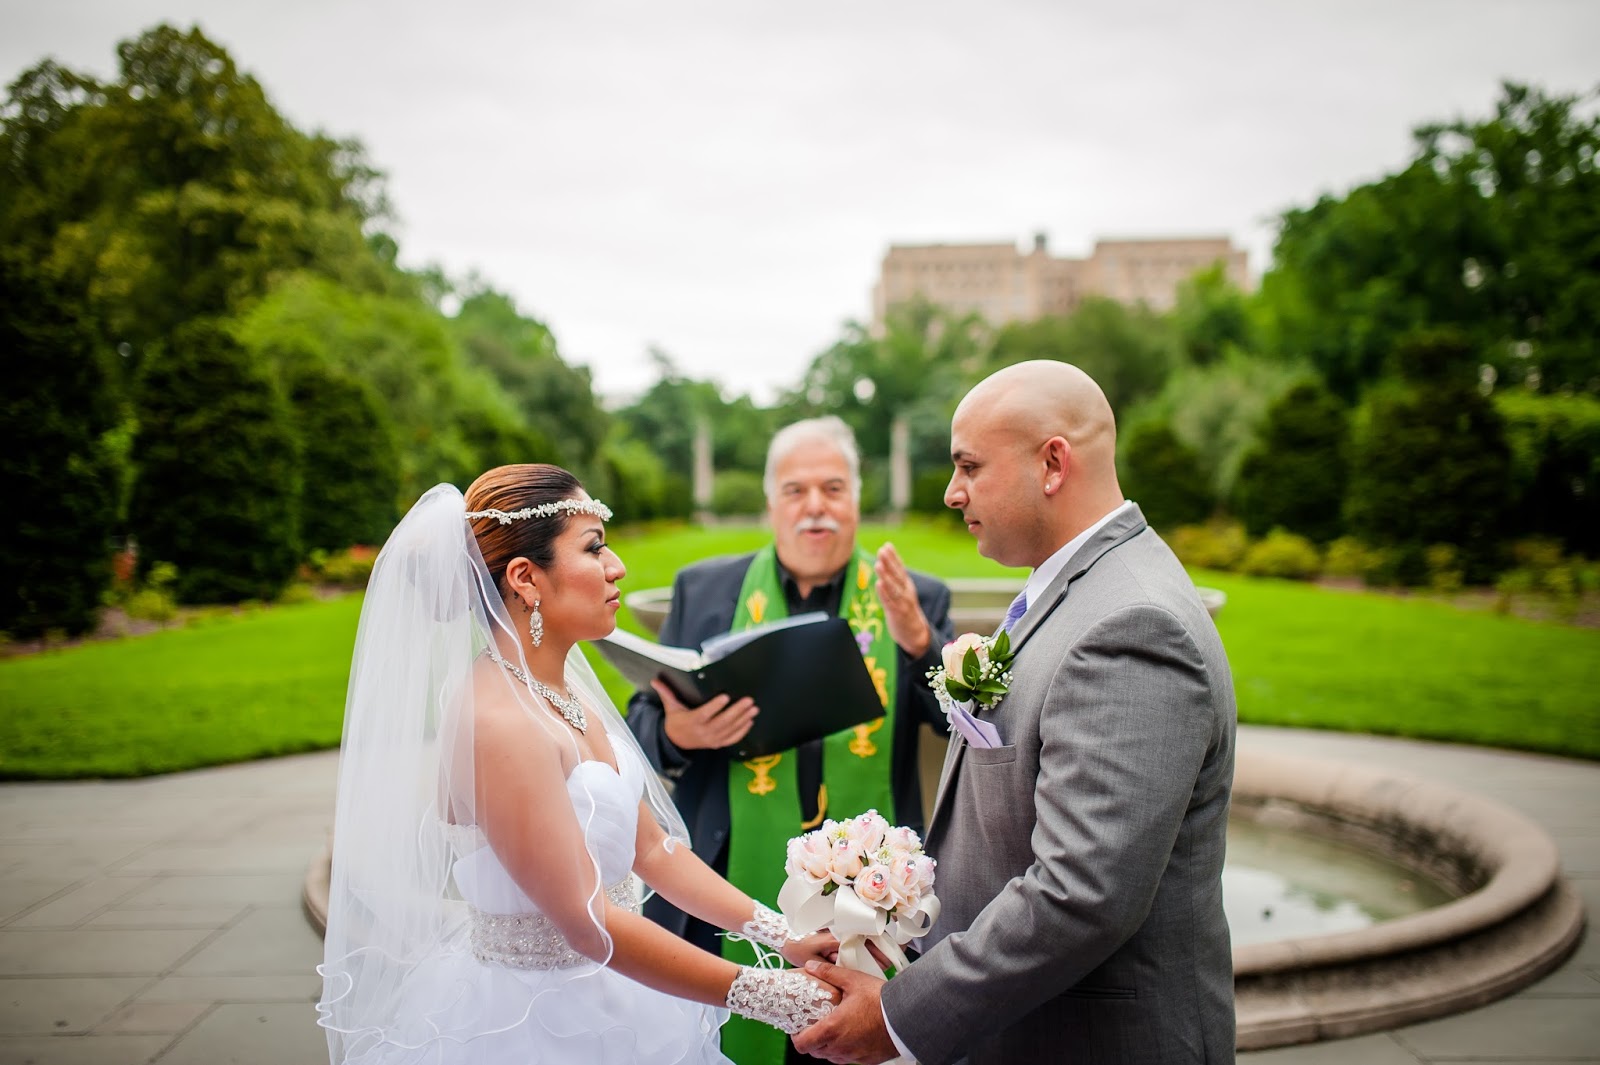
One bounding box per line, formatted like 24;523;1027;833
627;416;952;1059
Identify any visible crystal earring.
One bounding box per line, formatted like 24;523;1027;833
529;599;543;648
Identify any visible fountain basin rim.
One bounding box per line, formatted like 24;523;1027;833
1231;748;1561;976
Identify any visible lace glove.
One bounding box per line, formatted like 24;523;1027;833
726;967;835;1034
739;901;800;951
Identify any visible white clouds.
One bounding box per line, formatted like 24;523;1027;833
3;0;1595;402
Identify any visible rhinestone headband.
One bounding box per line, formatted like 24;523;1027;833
464;498;613;525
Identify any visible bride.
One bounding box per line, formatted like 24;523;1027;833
317;464;837;1063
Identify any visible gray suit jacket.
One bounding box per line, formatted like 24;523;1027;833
880;505;1236;1065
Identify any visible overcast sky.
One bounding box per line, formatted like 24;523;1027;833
3;1;1596;402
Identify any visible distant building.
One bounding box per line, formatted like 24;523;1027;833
871;232;1250;327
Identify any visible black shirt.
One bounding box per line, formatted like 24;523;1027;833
775;558;847;827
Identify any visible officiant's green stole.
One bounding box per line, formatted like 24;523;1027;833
721;545;897;1064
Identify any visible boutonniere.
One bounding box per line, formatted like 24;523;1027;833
925;630;1017;717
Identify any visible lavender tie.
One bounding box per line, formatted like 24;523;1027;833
1000;590;1028;634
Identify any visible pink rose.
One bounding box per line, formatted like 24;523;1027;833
912;854;937;893
787;834;833;886
829;837;866;885
854;864;895;910
887;856;922;906
883;825;921;860
941;633;988;678
853;810;889;853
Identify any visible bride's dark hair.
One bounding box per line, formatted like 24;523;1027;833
465;464;585;594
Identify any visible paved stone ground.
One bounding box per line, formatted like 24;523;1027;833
0;725;1593;1064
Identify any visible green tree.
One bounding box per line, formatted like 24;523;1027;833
235;274;548;499
450;285;607;476
285;362;400;551
1344;330;1513;580
1120;422;1213;530
0;254;123;636
1125;350;1308;501
618;349;778;480
1172;262;1256;366
785;300;985;475
0;25;393;358
1262;82;1600;398
989;298;1177;417
1232;381;1349;542
130;319;301;602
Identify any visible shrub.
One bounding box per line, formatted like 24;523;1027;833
276;582;319;605
712;470;767;516
310;546;377;589
1121;422;1213;530
1232;381;1348;542
1344;330;1512;582
1497;391;1600;556
1240;529;1323;580
1425;544;1464;594
130;320;302;603
286;362;400;553
1169;522;1250;571
123;561;180;623
1324;537;1374;580
0;253;123;637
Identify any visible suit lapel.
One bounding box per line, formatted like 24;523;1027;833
1004;506;1149;653
925;505;1150;840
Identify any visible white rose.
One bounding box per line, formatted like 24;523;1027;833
941;633;988;678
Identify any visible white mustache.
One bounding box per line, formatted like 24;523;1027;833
794;517;842;534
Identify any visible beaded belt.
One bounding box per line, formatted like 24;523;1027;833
469;879;638;970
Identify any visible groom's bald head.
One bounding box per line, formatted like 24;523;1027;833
946;360;1125;567
956;360;1117;474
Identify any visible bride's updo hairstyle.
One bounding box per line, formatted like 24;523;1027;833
465;464;585;597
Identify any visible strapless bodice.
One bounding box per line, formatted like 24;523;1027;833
452;747;644;916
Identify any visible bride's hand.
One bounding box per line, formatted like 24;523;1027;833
781;930;839;969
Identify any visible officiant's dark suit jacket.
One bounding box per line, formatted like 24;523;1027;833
626;550;952;952
881;504;1237;1065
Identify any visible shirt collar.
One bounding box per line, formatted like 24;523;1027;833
1022;500;1135;610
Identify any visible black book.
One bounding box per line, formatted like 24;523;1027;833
595;614;886;759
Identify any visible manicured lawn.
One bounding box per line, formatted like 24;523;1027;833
2;519;1596;778
0;597;364;779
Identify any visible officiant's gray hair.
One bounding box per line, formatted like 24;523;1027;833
763;416;861;503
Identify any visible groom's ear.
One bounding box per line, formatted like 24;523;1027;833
1040;436;1071;496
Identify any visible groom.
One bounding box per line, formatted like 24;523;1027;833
795;361;1237;1064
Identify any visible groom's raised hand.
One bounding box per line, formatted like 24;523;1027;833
791;960;899;1064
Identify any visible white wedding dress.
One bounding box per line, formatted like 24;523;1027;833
334;739;731;1065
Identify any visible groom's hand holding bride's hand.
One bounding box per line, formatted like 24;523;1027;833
780;930;839;970
791;959;898;1064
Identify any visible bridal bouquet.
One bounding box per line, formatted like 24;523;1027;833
926;630;1016;717
777;810;939;979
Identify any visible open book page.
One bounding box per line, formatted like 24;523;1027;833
698;611;832;663
599;627;705;672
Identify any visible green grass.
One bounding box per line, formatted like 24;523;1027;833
2;520;1596;779
0;597;364;779
1195;569;1600;759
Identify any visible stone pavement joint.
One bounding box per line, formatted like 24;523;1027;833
0;728;1593;1063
